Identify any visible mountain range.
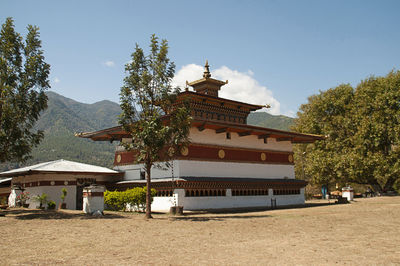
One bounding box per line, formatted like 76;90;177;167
0;91;294;172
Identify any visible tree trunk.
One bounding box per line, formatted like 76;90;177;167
371;183;383;193
145;164;152;219
383;176;397;192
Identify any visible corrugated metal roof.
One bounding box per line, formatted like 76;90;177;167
0;178;12;184
0;159;119;177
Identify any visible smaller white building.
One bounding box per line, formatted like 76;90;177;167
0;159;122;210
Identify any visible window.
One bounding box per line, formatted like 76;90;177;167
185;189;226;197
273;189;300;195
231;189;269;196
156;190;174;197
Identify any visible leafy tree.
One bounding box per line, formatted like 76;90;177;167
293;71;400;192
0;17;50;163
293;85;354;189
350;71;400;191
119;35;191;218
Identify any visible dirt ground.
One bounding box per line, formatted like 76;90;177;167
1;196;400;265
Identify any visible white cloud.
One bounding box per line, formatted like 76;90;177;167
103;60;115;67
172;64;281;115
53;77;60;83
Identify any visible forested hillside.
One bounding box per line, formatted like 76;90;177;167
0;92;295;172
247;112;294;131
0;92;121;171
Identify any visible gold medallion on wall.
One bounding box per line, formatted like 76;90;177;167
218;149;225;159
116;154;122;163
180;146;189;156
260;152;267;161
288;154;294;163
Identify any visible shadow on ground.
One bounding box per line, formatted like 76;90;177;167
1;208;127;220
0;201;337;221
170;214;272;222
168;201;337;222
184;201;335;215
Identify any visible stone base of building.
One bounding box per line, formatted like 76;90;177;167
109;177;306;212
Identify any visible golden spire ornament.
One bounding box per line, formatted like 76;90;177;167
203;60;211;79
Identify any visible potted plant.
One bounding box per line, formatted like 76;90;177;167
16;191;30;208
59;188;67;209
47;200;56;210
33;193;48;209
0;197;8;209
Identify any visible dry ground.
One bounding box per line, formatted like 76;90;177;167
1;196;400;265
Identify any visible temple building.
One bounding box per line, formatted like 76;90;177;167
0;159;121;210
78;62;324;211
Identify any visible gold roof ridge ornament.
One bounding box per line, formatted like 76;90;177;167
187;60;228;97
203;60;211;79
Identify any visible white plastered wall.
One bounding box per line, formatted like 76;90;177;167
150;188;305;212
115;161;178;180
10;173;114;210
178;160;294;179
189;128;293;152
115;126;294;181
24;185;76;209
117;160;293;180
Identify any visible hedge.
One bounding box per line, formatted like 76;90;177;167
104;187;156;212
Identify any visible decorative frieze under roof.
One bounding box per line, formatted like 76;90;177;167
76;118;324;143
180;61;263;124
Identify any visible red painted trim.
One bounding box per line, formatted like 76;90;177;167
114;144;294;166
13;181;77;188
13;180;110;188
83;192;104;197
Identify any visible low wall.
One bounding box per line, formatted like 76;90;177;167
151;188;305;212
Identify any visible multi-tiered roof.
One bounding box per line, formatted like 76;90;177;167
77;61;324;144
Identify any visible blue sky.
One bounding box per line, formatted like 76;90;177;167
2;0;400;116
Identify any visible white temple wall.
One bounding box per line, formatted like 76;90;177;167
189;128;293;152
115;161;180;180
150;189;183;212
117;160;293;180
178;160;294;179
150;188;305;212
270;189;305;206
23;185;76;209
151;196;176;212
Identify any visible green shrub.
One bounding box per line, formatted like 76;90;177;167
104;190;125;211
61;188;67;202
104;187;156;212
0;196;7;205
33;193;48;208
125;187;156;212
47;200;56;210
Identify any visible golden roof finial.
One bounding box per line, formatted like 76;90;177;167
203;60;211;79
